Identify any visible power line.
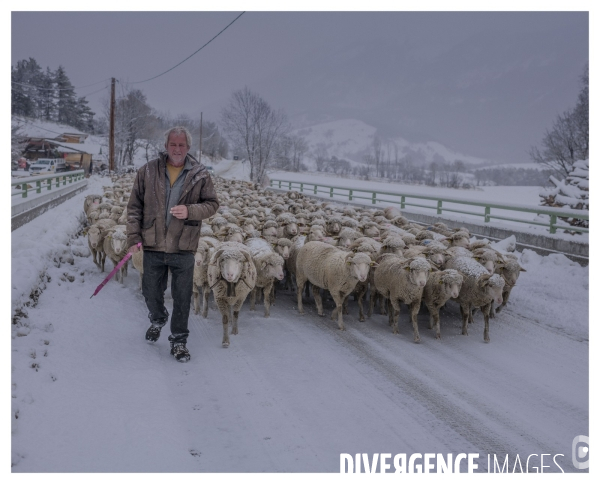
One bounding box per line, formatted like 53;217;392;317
131;11;245;85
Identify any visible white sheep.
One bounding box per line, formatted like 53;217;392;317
369;256;431;341
87;219;116;268
491;254;526;318
295;241;372;331
444;256;505;342
244;238;285;317
422;269;464;339
102;225;129;284
192;239;219;318
207;242;257;348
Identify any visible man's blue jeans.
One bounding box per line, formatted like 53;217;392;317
142;250;195;344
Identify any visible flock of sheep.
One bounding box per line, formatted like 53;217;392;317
84;173;526;347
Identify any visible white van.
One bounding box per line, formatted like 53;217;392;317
29;158;67;175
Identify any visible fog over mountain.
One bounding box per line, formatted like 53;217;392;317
240;14;588;165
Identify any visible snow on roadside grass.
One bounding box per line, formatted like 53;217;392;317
513;249;589;341
11;177;105;324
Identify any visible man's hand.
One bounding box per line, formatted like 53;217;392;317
129;244;141;254
170;205;189;220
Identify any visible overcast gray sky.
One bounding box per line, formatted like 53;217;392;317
10;8;590;164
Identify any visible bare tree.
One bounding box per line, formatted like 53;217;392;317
290;134;309;172
221;87;289;182
103;84;153;167
529;63;588;178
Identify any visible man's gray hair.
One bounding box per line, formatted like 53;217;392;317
164;126;192;148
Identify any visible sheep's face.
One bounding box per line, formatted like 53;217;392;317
452;236;470;248
308;227;325;242
219;258;243;283
486;284;504;306
500;264;524;286
328;222;341;235
364;226;380;238
348;258;371;283
226;232;245;244
429;252;445;266
263;227;277;238
195;247;209;267
88;228;102;249
339;236;354;248
481;259;495;274
110;234;127;255
283;223;298;236
263;261;285;281
408;266;430;288
446;282;462;299
274;244;290;260
242;222;255;233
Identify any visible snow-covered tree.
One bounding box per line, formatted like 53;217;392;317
55;65;79;126
539;158;589;231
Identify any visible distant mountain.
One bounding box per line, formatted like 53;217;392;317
293;118;491;167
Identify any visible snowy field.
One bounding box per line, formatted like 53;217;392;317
10;173;590;474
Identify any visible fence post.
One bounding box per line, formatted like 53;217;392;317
300;183;304;192
289;181;292;190
314;184;317;195
349;189;353;201
330;187;333;198
36;180;41;194
550;214;557;234
278;180;281;189
22;182;28;198
484;206;490;223
47;178;52;191
372;192;376;204
437;200;442;215
401;196;405;209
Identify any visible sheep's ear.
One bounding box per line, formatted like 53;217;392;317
260;261;267;270
210;248;225;265
520;266;527;272
478;273;492;287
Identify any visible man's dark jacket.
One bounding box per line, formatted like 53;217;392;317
126;153;219;253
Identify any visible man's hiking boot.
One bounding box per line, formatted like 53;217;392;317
145;325;162;343
170;343;191;363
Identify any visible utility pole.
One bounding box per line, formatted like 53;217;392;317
109;78;115;173
199;112;203;162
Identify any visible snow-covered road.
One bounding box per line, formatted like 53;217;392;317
10;176;589;473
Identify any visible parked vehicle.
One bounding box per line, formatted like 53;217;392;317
29;158;67;175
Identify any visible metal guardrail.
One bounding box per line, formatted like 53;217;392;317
11;170;86;199
269;178;589;235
